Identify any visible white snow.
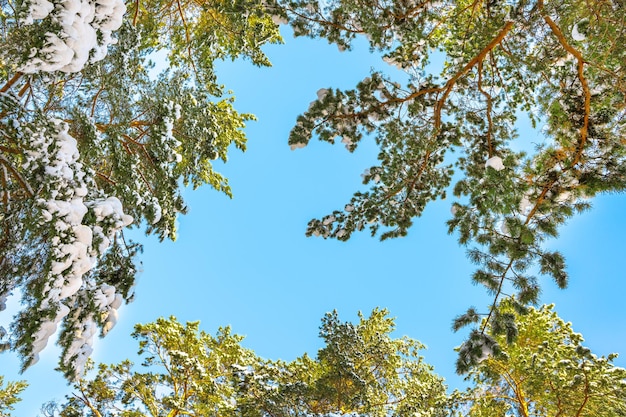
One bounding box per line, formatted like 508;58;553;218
519;192;533;216
572;23;586;41
27;0;55;22
555;191;572;203
341;136;353;150
91;196;134;228
270;14;288;25
323;215;335;225
289;142;306;151
317;88;329;101
23;119;133;374
151;199;162;224
478;343;492;362
62;317;97;376
485;156;505;171
20;0;126;73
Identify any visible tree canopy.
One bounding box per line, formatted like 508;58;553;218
2;0;626;389
41;309;449;417
280;0;626;367
0;0;281;377
454;302;626;416
14;307;623;417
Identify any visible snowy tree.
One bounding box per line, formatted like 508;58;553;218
40;310;449;417
280;0;626;366
452;302;626;416
0;0;281;378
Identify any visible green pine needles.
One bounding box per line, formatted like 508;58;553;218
281;0;626;369
0;0;281;378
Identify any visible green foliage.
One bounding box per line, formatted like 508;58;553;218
453;302;626;416
281;0;626;366
0;0;281;377
37;307;626;416
0;376;27;417
43;310;449;417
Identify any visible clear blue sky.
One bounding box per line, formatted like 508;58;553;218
3;27;626;416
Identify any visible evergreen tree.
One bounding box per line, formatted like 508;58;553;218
40;310;449;417
28;307;626;416
279;0;626;367
452;302;626;416
0;0;281;378
0;376;27;417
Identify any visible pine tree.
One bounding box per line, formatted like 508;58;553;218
31;307;626;416
279;0;626;367
452;302;626;416
0;0;281;378
40;310;449;417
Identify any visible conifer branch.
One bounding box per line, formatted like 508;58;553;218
0;72;23;94
0;155;34;197
541;14;591;167
1;164;8;207
477;60;495;157
434;20;514;130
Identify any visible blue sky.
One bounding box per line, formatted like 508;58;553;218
3;27;626;415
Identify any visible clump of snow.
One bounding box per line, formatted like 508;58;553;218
150;198;162;224
383;55;405;70
519;192;533;216
322;215;335;225
317;88;329;101
63;317;98;376
92;283;123;335
555;191;572;203
23;119;132;376
271;14;288;25
485;156;505;171
27;0;54;21
341;136;353;150
360;168;381;183
478;343;492;362
154;101;183;165
289;142;306;151
497;219;510;236
20;0;126;73
572;22;586;41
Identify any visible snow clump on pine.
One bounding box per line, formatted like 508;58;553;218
20;0;126;73
485;156;505;171
24;120;132;375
